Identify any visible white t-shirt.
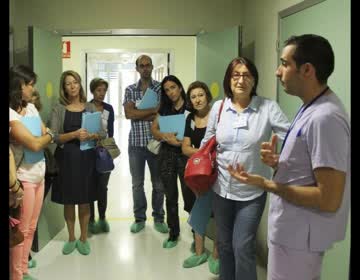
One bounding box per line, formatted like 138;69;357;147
9;103;45;183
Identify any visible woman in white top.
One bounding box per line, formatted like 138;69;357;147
9;65;54;280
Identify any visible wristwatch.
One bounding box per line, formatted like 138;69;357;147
46;128;55;143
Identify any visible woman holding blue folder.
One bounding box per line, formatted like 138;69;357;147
9;65;54;280
150;75;196;249
88;78;115;234
50;70;106;256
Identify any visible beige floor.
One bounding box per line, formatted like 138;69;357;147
30;117;267;280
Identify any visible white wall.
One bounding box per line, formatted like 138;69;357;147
62;36;196;91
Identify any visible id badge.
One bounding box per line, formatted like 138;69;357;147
233;114;248;128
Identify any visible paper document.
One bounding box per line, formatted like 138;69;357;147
158;114;186;140
21;116;44;164
137;88;159;109
80;111;101;151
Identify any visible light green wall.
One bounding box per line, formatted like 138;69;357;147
242;0;303;100
62;36;196;91
11;0;244;57
241;1;351;278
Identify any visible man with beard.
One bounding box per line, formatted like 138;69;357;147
123;55;168;234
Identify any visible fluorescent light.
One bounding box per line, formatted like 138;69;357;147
70;30;112;35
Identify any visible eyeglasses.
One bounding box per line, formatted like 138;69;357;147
138;64;152;69
231;73;252;82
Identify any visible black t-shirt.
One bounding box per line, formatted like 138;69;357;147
184;112;207;149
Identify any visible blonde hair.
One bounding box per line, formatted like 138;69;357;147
59;70;87;105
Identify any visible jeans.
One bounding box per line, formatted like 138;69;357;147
158;144;196;239
90;172;111;221
128;145;165;223
213;191;267;280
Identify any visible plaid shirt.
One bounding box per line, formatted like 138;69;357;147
123;79;161;147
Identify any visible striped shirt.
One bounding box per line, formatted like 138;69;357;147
123;79;161;147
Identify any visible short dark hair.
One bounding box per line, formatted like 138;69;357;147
135;55;153;66
186;81;212;111
223;57;258;99
284;34;334;84
90;78;108;93
160;75;186;113
9;65;37;111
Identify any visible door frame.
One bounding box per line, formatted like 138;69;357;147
276;0;326;102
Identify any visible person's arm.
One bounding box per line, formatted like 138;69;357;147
9;148;24;208
150;115;181;146
227;164;345;212
200;101;221;147
107;105;115;138
182;136;198;157
9;120;52;152
261;101;291;168
124;101;158;120
123;87;158;120
49;104;85;144
260;135;280;168
181;115;198;156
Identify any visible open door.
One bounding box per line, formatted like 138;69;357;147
196;26;241;102
277;1;350;279
29;26;64;252
196;26;241;240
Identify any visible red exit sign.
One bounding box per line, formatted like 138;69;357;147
62;41;71;58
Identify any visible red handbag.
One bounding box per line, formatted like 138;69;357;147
184;100;224;195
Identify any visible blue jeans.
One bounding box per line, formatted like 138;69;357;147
128;146;165;223
213;191;266;280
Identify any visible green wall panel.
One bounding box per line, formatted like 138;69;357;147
196;26;240;102
29;26;64;251
278;1;350;279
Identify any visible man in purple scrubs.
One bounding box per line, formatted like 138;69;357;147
228;34;350;280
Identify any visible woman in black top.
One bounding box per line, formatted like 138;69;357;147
182;81;219;274
151;75;195;248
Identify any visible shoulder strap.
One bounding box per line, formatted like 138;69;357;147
217;99;225;124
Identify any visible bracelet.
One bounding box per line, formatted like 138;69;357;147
13;183;21;194
9;180;17;189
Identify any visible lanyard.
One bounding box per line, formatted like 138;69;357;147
280;87;329;153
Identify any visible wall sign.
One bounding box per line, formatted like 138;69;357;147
62;41;71;58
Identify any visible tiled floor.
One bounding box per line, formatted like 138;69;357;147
29;117;267;280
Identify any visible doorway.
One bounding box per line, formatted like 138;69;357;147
85;51;169;117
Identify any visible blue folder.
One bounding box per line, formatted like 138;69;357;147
80;111;101;151
137;88;159;109
21;116;44;164
158;114;186;140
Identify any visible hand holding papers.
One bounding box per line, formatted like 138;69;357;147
137;88;159;109
21;116;44;164
80;111;101;151
159;114;186;140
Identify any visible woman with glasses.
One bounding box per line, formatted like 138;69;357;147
9;65;53;280
201;57;290;280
